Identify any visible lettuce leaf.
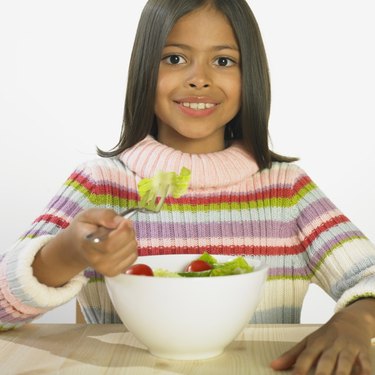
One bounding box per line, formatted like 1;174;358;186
197;252;218;266
210;256;253;276
137;167;191;210
176;254;254;278
153;268;182;278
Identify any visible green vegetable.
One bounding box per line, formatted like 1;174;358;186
177;270;212;277
210;256;253;276
187;252;254;276
197;252;217;266
153;268;182;278
152;252;254;278
137;167;191;210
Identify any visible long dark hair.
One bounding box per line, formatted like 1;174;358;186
98;0;297;169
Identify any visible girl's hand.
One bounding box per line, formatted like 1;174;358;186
270;299;375;375
63;208;138;277
32;208;138;287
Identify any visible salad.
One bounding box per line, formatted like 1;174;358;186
125;172;253;278
125;252;254;277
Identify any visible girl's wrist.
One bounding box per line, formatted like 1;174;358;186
32;230;87;287
331;298;375;337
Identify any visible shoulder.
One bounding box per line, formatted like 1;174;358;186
260;161;309;185
75;156;133;175
70;157;135;185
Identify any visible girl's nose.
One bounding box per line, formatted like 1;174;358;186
188;82;210;88
185;64;211;89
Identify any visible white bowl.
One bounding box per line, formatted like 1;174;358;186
105;254;268;360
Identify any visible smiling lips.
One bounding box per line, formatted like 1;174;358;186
175;98;218;117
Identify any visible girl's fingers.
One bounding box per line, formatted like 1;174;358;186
88;219;134;253
331;350;358;375
107;238;138;264
275;342;371;375
85;246;137;277
270;339;306;370
353;352;372;375
314;349;370;375
312;346;347;375
106;219;134;243
78;214;138;275
112;251;139;276
79;208;125;231
290;346;322;375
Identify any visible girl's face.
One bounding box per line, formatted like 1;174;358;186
155;6;241;154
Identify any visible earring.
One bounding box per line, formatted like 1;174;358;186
225;123;235;139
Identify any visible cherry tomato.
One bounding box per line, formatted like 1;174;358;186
185;259;212;273
125;264;154;276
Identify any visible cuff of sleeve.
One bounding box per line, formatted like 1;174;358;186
335;276;375;312
4;235;88;310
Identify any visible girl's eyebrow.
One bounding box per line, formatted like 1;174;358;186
163;43;239;52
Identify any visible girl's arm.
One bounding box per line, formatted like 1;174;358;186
0;159;137;331
271;165;375;374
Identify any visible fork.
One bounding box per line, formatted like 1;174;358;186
85;189;168;244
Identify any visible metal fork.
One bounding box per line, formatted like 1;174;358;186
86;190;168;244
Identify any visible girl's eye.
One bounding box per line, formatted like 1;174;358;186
214;57;235;67
164;55;186;65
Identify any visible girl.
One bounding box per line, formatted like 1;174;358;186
2;0;375;374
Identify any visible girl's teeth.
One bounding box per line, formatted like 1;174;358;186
182;102;215;110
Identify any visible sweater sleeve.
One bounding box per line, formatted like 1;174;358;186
0;160;103;331
290;165;375;312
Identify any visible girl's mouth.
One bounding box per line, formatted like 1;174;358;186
180;102;216;110
175;101;218;117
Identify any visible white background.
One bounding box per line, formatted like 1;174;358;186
1;0;374;324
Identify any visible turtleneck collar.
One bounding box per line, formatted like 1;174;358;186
119;136;259;189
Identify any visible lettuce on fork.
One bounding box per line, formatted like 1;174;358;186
137;167;191;210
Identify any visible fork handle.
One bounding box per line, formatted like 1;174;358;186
85;209;138;243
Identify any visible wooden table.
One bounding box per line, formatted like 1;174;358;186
0;324;373;374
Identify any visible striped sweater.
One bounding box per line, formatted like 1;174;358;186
1;135;375;330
